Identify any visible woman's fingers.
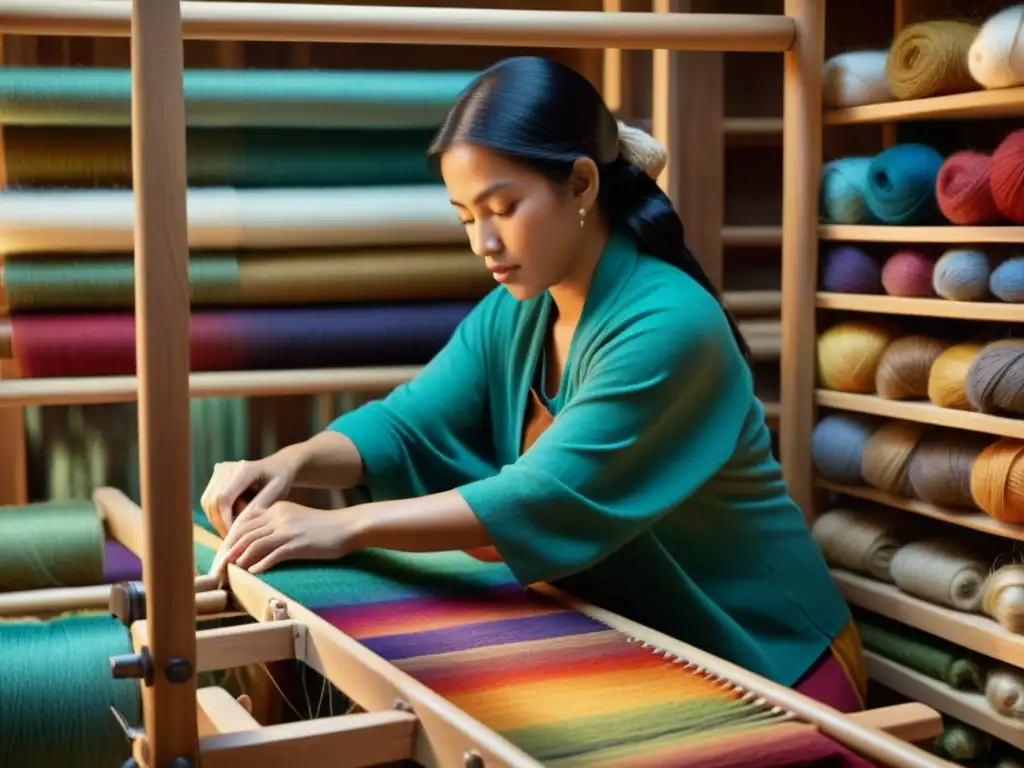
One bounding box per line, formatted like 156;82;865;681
235;531;293;572
220;505;269;555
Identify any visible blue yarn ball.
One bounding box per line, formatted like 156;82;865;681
820;157;877;224
811;413;880;483
990;257;1024;303
932;249;991;301
863;143;945;225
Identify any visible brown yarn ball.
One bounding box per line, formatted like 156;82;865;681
928;342;984;410
966;339;1024;415
861;420;931;496
907;430;994;507
970;438;1024;523
875;335;950;400
885;20;981;100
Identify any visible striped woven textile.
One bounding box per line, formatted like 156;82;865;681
191;542;874;767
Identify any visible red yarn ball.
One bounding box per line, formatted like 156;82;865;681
882;251;935;297
936;151;1001;224
991;129;1024;223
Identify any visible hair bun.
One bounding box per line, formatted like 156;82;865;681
616;120;668;180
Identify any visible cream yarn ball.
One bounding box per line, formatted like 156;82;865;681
968;5;1024;89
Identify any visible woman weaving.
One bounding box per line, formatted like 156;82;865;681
201;56;866;714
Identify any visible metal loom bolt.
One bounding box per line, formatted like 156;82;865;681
165;657;194;684
463;750;485;768
392;699;414;713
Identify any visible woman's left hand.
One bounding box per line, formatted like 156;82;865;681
212;500;364;575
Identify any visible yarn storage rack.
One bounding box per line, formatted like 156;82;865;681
0;1;951;767
803;0;1024;761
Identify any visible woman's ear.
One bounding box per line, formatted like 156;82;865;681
568;157;600;213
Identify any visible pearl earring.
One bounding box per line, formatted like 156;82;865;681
579;207;586;228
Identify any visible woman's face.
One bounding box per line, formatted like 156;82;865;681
441;141;588;301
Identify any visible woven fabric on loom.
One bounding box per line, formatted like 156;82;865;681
191;541;873;768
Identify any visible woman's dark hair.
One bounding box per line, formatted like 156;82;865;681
426;55;751;364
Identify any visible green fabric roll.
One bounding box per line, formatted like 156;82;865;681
855;614;986;691
4;126;436;188
0;68;477;128
3;255;240;310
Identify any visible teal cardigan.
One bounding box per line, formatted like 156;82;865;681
330;229;850;687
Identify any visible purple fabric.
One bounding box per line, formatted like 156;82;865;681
362;610;607;660
103;539;142;584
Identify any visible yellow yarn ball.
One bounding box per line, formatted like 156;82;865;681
817;321;892;393
928;342;984;410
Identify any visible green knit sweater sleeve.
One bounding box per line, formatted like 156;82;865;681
457;302;751;586
327;295;498;499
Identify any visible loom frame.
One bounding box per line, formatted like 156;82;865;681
0;1;911;766
88;485;953;768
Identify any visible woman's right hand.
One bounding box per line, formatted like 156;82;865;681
200;453;299;538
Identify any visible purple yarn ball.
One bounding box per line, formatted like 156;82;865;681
821;245;882;293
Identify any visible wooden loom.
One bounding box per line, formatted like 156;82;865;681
0;1;963;766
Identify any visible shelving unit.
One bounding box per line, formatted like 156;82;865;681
808;0;1024;757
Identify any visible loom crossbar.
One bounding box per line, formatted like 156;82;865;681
93;487;955;768
0;1;796;51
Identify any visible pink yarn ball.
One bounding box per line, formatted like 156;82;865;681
882;251;935;297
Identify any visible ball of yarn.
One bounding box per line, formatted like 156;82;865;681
811;413;880;483
983;564;1024;632
864;144;945;225
991;256;1024;302
890;537;990;612
933;249;992;301
822;50;893;108
886;20;982;100
907;429;994;507
882;250;935;297
970;437;1024;523
986;666;1024;719
928;343;984;410
811;507;905;582
968;5;1024;89
966;339;1024;414
875;334;950;399
820;245;882;293
991;129;1024;223
820;157;876;224
935;151;1001;224
935;721;992;762
817;321;892;392
861;419;930;496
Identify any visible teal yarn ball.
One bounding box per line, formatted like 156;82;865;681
933;249;991;301
991;257;1024;302
811;413;880;483
0;614;140;768
820;157;877;224
864;143;945;225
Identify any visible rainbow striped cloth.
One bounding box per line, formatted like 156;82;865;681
192;544;874;767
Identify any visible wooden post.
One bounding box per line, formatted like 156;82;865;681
651;0;725;289
130;0;199;763
779;0;824;517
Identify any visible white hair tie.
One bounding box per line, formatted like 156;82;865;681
616;120;668;180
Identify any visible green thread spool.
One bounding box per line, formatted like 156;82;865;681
0;501;104;591
0;614;140;768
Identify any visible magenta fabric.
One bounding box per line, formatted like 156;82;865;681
795;650;864;714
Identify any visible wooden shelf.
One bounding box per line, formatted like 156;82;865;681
820;225;1024;244
866;652;1024;750
816;293;1024;322
722;225;782;247
817;480;1024;542
816;390;1024;440
825;87;1024;127
0;366;422;407
725;289;781;314
833;569;1024;667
